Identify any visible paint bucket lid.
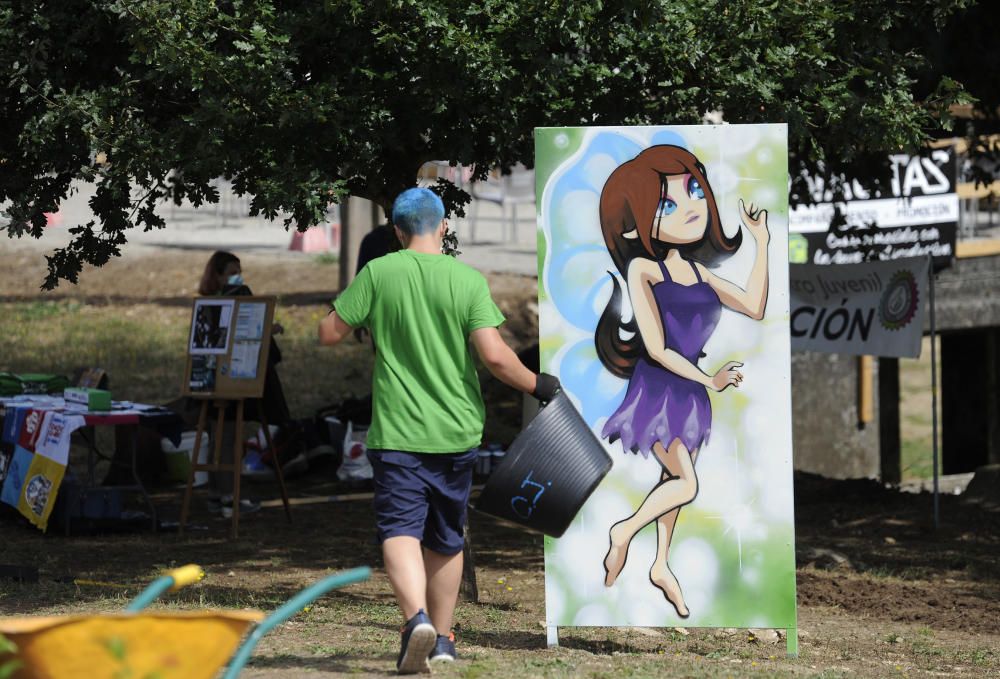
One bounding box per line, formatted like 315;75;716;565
475;391;611;537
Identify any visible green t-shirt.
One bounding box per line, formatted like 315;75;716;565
334;250;506;452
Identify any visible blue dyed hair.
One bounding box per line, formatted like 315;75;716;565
392;188;445;235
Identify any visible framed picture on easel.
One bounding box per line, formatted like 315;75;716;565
183;296;276;400
189;299;235;355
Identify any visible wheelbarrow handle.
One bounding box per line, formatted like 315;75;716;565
222;566;371;679
125;564;205;612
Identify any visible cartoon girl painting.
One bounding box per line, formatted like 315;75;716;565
595;145;770;618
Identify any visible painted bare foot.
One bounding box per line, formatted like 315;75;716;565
603;521;631;587
649;564;690;618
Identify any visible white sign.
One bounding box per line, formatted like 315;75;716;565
229;340;261;379
790;257;929;357
790;195;958;233
536;125;797;631
235;302;266;340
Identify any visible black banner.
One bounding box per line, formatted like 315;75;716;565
789;149;958;268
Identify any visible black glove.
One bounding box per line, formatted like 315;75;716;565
531;373;561;403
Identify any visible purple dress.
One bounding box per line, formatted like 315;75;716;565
602;258;722;457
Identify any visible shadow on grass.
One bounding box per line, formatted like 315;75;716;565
0;576;384;617
0;290;336;308
0;485;541;614
463;628;645;656
795;472;1000;589
560;635;648;655
463;629;546;651
244;653;395;675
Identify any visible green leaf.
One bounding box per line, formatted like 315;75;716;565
104;636;127;662
0;0;984;287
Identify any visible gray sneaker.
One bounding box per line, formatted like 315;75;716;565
397;609;436;674
216;495;261;519
429;633;456;663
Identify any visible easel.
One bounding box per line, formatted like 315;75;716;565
179;397;292;538
178;296;292;538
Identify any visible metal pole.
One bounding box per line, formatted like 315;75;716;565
928;256;939;530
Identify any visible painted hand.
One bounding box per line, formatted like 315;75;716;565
709;361;744;392
739;199;770;245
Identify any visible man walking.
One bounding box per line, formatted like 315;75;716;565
319;188;558;673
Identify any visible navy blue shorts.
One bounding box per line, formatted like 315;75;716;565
367;449;477;555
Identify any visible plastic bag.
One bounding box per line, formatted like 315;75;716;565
336;421;372;482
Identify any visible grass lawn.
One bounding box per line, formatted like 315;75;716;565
2;250;998;678
899;338;942;482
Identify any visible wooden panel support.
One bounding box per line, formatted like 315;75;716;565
858;355;874;426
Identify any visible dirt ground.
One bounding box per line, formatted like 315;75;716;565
1;249;999;678
1;473;997;678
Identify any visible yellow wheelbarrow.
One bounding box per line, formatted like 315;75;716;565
0;564;370;679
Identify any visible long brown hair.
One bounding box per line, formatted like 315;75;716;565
198;251;240;296
595;145;741;378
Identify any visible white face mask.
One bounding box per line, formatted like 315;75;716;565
227;274;244;286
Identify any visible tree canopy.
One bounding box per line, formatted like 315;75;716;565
907;1;1000;185
0;0;976;287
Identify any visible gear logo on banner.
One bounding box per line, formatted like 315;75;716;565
879;270;920;331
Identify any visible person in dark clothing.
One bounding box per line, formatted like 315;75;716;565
353;223;400;346
356;223;400;275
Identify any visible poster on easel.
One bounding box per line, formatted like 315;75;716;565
183;297;275;400
189;299;235;355
536;125;796;635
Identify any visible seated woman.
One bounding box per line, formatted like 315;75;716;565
197;251;292;517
